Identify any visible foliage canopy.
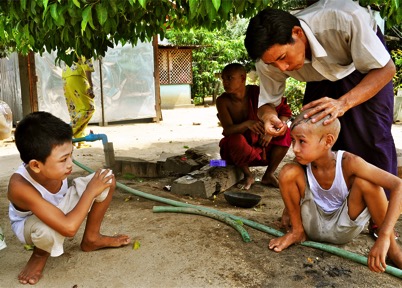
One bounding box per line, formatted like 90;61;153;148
0;0;401;65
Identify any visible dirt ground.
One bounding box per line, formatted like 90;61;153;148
1;106;402;288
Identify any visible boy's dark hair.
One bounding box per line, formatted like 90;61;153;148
244;8;301;60
15;111;73;164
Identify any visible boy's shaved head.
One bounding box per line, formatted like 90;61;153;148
291;109;341;142
222;63;246;76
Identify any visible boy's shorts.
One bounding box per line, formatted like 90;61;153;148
23;171;111;257
300;184;371;244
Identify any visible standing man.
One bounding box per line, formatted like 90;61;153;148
244;0;397;199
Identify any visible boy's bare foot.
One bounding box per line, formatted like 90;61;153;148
268;229;306;252
18;247;50;285
236;176;255;190
261;173;279;188
81;234;131;252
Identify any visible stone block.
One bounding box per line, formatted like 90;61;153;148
114;157;165;178
163;155;202;176
171;164;243;198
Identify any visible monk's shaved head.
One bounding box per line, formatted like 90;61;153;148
291;109;341;142
222;63;246;77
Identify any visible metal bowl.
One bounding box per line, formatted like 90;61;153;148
223;191;262;208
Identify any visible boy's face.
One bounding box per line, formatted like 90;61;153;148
221;69;245;94
290;124;325;165
39;142;74;181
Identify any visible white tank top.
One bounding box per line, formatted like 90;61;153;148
306;150;348;213
8;164;68;243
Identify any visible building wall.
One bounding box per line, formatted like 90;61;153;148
160;84;192;109
35;41;157;124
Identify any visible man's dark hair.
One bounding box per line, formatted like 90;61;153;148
244;8;301;60
15;111;73;164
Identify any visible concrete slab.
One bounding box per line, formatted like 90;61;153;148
114;141;245;198
163;155;203;176
114;157;165;178
171;164;243;198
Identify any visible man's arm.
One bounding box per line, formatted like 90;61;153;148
302;59;395;125
255;60;290;136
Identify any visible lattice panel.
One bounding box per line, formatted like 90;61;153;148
158;49;193;84
158;50;169;84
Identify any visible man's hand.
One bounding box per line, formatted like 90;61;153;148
258;103;287;137
263;114;288;137
301;97;346;125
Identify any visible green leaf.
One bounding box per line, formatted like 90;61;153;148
205;0;217;22
138;0;147;9
56;6;66;26
50;3;58;21
211;0;220;11
0;22;5;40
235;219;244;226
133;240;141;250
103;19;112;34
24;244;35;251
81;5;92;34
221;0;231;15
189;0;198;16
21;0;27;10
96;4;108;26
31;1;37;14
72;0;81;8
123;173;136;180
42;0;49;11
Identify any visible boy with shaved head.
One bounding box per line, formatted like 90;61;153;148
269;109;402;273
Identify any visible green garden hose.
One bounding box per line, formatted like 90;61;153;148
73;159;402;278
153;206;251;242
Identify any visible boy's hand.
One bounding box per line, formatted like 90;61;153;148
259;134;272;147
86;169;115;198
368;236;390;273
247;120;265;135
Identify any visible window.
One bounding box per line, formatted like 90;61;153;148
158;48;193;85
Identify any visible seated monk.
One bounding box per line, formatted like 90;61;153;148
216;63;291;190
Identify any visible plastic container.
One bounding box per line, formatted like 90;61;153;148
0;226;6;250
209;159;226;167
0;100;12;140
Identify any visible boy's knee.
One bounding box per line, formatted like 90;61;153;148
279;163;300;183
26;220;64;256
352;178;383;196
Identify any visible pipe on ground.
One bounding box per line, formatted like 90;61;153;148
73;159;402;279
153;206;251;242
